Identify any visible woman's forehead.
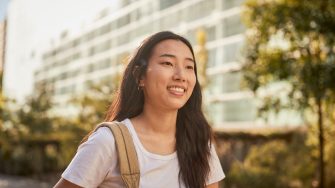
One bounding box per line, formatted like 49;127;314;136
151;39;193;57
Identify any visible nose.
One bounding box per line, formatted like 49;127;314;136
172;66;186;82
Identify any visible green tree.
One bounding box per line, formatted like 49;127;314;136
0;74;121;175
17;84;54;135
51;78;120;170
70;78;119;133
228;137;315;188
0;83;61;174
242;0;335;187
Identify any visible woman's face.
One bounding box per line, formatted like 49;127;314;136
140;39;196;111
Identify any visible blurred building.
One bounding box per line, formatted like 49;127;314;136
0;19;6;73
34;0;254;127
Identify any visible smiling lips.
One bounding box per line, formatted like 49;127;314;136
167;85;186;96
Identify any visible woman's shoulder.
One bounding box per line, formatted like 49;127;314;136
94;126;115;141
80;126;116;151
62;126;119;187
91;120;131;143
80;120;133;154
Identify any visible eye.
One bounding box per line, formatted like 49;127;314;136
186;65;194;70
161;62;173;66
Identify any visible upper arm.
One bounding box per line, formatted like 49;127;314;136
60;127;116;187
206;144;225;185
206;182;219;188
53;178;83;188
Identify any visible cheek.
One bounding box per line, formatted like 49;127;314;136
144;68;169;91
188;74;197;93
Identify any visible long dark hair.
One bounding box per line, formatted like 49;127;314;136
93;31;213;188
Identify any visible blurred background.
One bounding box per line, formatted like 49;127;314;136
0;0;334;187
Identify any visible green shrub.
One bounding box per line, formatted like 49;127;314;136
225;136;316;188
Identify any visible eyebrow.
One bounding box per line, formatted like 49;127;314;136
159;53;195;63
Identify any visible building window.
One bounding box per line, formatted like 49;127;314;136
221;72;242;93
222;0;245;10
96;58;111;70
116;32;130;46
185;0;215;22
206;26;216;42
159;0;180;10
207;102;224;125
89;41;110;56
86;63;94;73
71;38;80;48
99;23;111;36
160;13;179;30
185;29;196;45
83;31;95;42
222;41;243;62
207;72;242;95
207;48;217;68
140;1;154;17
221;98;256;122
208;73;223;95
117;13;130;28
206;98;256;125
222;15;245;37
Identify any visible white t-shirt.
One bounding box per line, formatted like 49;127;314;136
62;119;225;188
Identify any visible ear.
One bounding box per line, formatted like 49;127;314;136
133;61;146;85
132;65;141;84
139;78;145;87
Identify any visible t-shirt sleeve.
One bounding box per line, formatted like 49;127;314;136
206;143;225;185
62;127;116;188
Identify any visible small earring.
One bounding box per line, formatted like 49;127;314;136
138;83;144;90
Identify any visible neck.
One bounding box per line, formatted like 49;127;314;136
132;104;178;135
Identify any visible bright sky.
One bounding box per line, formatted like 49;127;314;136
0;0;9;21
3;0;117;103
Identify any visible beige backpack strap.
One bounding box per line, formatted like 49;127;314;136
95;121;140;188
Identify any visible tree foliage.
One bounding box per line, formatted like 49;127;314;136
243;0;335;104
70;79;118;133
0;79;118;175
227;137;316;188
0;84;61;174
242;0;335;187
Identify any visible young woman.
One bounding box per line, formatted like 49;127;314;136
54;31;224;188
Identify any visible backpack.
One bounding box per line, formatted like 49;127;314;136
94;121;140;188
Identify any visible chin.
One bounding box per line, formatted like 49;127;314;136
170;102;187;110
163;98;189;110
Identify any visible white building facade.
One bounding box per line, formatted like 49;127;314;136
34;0;254;127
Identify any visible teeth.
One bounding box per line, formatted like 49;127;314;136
168;86;185;92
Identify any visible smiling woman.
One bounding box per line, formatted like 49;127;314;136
54;31;225;188
140;39;196;111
